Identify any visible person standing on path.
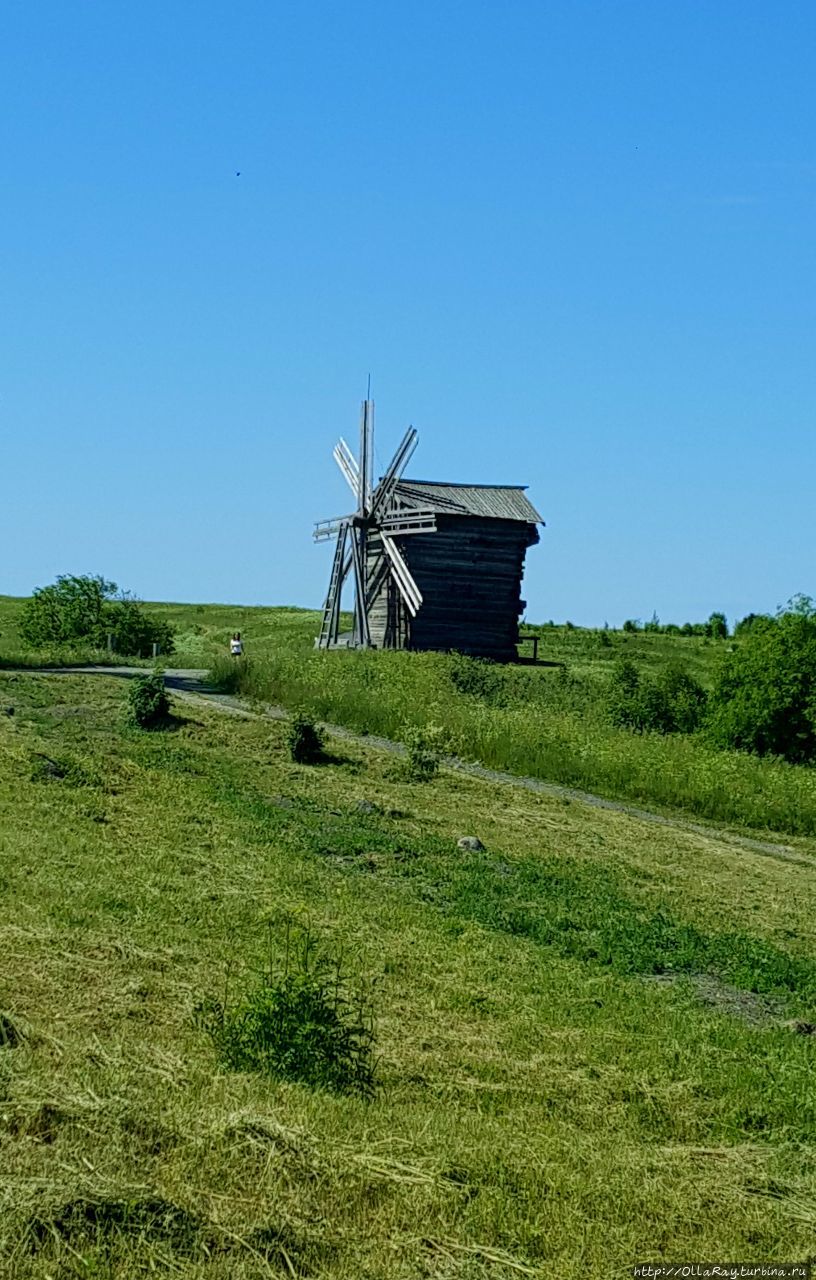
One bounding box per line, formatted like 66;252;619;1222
230;632;243;657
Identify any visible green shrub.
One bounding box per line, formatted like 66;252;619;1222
707;611;728;640
608;659;706;735
199;934;376;1096
20;574;174;657
288;713;324;763
108;596;175;657
707;598;816;763
128;673;170;729
403;725;442;780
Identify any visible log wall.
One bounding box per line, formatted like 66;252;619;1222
366;516;538;660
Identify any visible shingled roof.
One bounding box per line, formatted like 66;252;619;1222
394;479;543;525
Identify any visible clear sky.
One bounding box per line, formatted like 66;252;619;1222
2;2;814;627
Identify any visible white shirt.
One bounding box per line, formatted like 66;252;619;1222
230;638;243;655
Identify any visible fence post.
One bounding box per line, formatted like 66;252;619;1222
152;642;159;659
107;633;113;654
533;636;538;664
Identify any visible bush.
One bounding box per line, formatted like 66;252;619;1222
20;574;174;657
608;659;707;735
622;619;639;633
403;725;442;780
287;713;324;763
128;673;170;729
707;598;816;763
108;597;175;657
199;932;376;1096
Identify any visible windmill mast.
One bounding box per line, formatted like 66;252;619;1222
353;394;375;646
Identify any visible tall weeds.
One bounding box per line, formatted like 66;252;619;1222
209;648;816;836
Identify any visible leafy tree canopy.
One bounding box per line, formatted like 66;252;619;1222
20;574;174;658
707;596;816;763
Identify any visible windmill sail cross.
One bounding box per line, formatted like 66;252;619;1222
315;399;434;649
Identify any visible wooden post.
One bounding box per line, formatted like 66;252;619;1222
107;633;113;654
152;642;159;659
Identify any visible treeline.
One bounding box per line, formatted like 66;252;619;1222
535;612;755;638
622;611;729;638
621;612;790;639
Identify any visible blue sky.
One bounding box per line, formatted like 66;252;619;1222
1;2;814;627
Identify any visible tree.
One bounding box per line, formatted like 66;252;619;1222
707;598;816;763
733;612;773;637
20;575;113;647
643;611;661;634
20;574;174;657
706;611;728;640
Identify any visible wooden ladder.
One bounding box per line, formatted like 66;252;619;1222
317;527;347;648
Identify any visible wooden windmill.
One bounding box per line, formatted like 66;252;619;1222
314;399;438;648
315;399;543;659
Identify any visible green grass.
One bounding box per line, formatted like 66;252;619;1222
3;669;816;1275
5;592;816;835
210;630;816;837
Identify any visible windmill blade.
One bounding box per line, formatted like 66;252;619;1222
333;438;360;499
381;532;422;616
370;427;418;521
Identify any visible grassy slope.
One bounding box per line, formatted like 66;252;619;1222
2;669;816;1276
5;595;816;836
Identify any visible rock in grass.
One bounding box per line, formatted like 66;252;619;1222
355;800;378;814
457;836;485;852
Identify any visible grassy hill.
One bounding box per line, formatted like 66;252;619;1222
2;666;816;1276
3;594;816;837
